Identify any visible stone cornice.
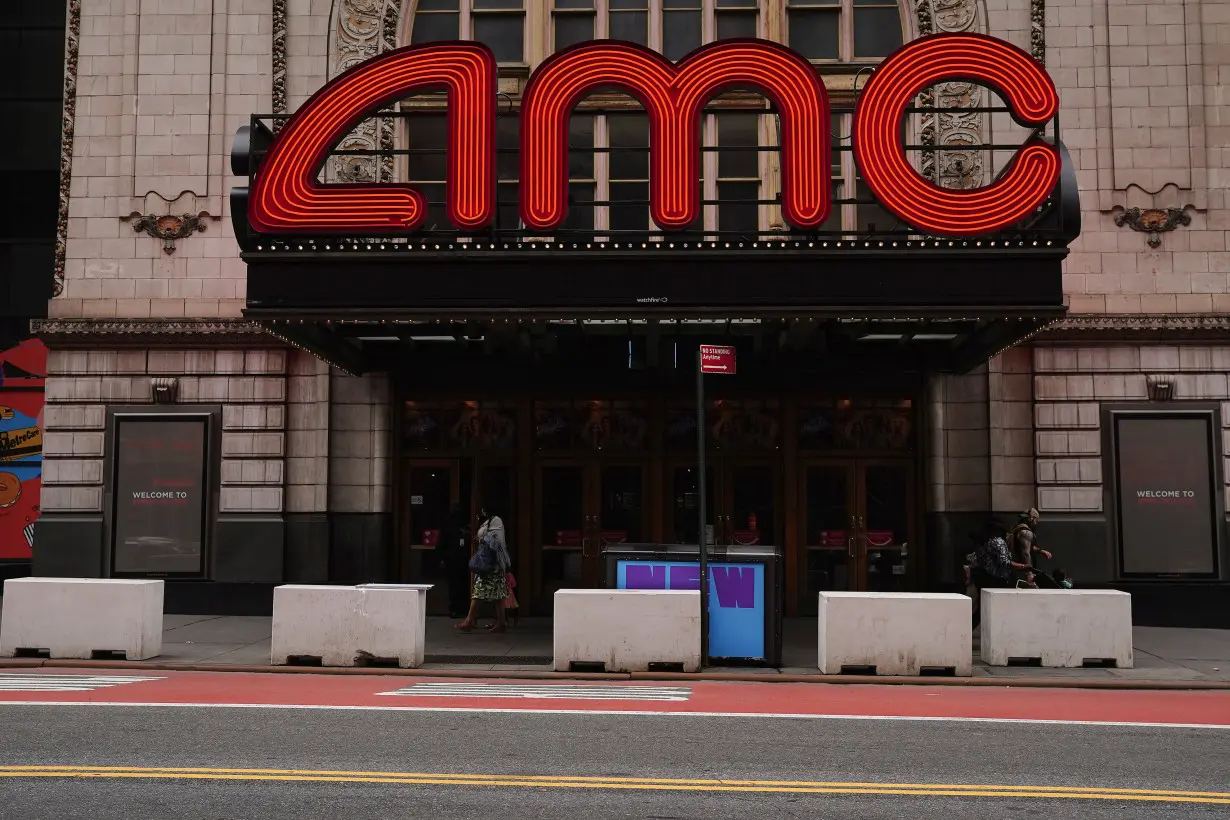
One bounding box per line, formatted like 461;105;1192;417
30;318;288;349
1040;314;1230;340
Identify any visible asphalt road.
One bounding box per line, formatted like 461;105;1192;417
1;704;1227;819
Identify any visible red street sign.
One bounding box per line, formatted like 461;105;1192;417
700;345;736;375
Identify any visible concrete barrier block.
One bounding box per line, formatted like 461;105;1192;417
271;584;428;668
818;591;972;676
357;583;432;637
553;589;701;673
0;578;164;661
981;589;1133;668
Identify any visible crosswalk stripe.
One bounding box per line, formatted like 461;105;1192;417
0;673;163;693
379;683;692;701
0;677;160;683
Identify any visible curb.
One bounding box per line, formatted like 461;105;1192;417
3;658;1230;690
3;659;628;681
629;670;1230;691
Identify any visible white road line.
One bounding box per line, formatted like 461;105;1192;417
0;674;164;693
379;683;692;701
0;700;1226;731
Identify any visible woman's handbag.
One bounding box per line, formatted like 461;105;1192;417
467;529;498;573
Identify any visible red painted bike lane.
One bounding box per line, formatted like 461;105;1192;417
1;669;1229;727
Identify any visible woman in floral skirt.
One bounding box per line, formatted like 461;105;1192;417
455;510;511;633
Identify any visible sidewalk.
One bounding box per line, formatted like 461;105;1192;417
5;612;1227;685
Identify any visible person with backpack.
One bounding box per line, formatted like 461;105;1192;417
1009;508;1052;588
966;516;1033;628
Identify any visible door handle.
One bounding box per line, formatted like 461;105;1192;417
848;515;856;558
583;515;597;558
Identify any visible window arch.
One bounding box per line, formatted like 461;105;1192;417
398;0;909;70
408;0;528;64
393;0;908;236
552;0;763;59
786;0;904;62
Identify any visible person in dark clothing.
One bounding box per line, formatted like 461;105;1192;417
435;504;470;618
966;516;1032;628
1009;507;1052;586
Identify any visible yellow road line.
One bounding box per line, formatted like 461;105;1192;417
3;765;1228;796
0;766;1227;803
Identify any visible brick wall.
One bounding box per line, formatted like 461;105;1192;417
56;0;1230;321
926;366;991;513
1045;0;1230;314
1033;344;1230;513
285;0;329;111
57;0;272;322
41;348;288;516
989;348;1036;513
47;0;1230;542
285;350;329;514
328;372;392;514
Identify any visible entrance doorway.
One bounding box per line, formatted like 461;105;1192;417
666;461;780;547
534;461;648;612
800;459;915;611
396;393;919;617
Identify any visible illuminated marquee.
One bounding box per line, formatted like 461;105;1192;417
246;34;1059;238
854;34;1059;237
249;42;497;233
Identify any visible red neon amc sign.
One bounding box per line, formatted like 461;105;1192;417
248;34;1060;239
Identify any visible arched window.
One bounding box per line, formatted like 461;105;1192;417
400;0;907;236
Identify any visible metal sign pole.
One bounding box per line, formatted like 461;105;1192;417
696;347;709;667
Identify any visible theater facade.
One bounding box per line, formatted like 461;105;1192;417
32;0;1230;626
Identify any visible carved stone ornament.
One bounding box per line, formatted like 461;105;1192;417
1043;315;1230;342
914;0;986;189
272;0;288;128
53;0;83;298
151;377;180;405
328;0;400;184
1112;207;1192;248
30;318;286;349
1030;0;1046;65
932;0;978;31
1145;374;1175;402
130;212;210;254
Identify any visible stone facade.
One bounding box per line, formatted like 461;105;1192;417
31;0;1230;620
1033;343;1230;512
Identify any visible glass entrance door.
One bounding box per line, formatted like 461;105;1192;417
668;464;715;545
859;461;914;593
802;461;857;605
723;463;777;546
402;459;468;615
798;458;915;610
595;464;646;550
536;463;586;611
666;462;779;547
534;461;647;612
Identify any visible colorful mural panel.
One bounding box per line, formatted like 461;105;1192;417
0;339;47;561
